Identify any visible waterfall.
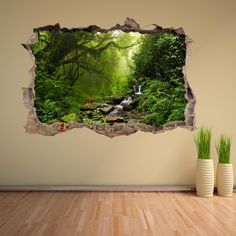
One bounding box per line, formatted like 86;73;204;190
133;84;142;95
110;97;132;115
135;85;142;95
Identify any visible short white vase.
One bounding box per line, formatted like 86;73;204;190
196;159;214;197
216;163;233;197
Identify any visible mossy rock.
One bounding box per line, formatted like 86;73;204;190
61;113;79;123
108;95;126;105
80;103;98;111
105;116;124;123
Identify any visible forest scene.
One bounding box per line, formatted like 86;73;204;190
30;29;187;128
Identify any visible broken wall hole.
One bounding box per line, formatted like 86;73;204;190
22;18;196;137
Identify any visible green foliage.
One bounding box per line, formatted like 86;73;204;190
80;110;106;125
143;113;165;127
133;33;185;82
133;34;187;127
31;30;142;123
81;115;93;124
139;79;187;126
61;113;78;123
34;99;62;123
30;30;187;126
167;105;185;122
216;135;231;164
194;127;212;159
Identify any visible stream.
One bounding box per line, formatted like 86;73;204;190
109;96;132;115
109;84;142;115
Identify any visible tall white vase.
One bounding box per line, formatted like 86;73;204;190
196;159;214;197
216;163;233;197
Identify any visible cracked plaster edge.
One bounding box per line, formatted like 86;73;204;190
22;17;196;138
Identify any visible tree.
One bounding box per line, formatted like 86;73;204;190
133;33;187;127
30;30;142;123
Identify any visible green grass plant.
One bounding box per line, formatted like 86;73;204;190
194;126;212;159
216;135;231;164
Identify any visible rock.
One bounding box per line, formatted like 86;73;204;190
108;95;126;105
99;105;114;114
123;96;141;111
122;104;133;111
105;116;124;123
80;103;98;111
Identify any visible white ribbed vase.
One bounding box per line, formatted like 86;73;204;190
216;163;233;197
196;159;214;197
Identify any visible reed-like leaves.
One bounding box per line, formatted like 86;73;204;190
216;135;231;164
194;126;212;159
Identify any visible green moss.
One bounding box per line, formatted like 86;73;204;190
61;113;78;123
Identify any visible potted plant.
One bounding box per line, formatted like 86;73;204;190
216;135;233;197
195;126;214;197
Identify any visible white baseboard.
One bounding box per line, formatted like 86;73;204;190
0;185;235;192
0;185;196;192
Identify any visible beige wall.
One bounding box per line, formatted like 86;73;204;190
0;0;236;185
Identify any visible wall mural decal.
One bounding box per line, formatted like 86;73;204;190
22;18;196;137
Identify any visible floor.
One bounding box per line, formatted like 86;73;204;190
0;192;235;236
